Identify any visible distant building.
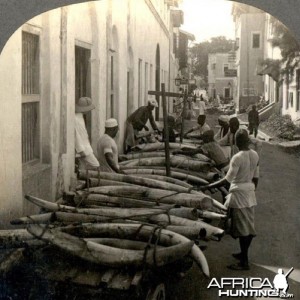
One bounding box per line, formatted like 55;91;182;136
232;3;266;112
232;4;292;120
207;52;237;104
281;60;300;123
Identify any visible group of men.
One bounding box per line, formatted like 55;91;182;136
75;94;262;272
75;97;160;173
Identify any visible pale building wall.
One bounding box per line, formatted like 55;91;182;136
262;14;282;104
282;64;300;122
0;31;23;228
238;13;265;110
129;0;170;122
0;0;178;227
208;53;236;100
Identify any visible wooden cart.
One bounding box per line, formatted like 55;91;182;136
0;244;193;300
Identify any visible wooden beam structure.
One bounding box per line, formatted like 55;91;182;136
148;85;181;176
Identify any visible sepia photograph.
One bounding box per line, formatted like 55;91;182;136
0;0;299;299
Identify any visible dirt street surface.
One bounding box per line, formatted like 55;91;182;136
168;116;300;300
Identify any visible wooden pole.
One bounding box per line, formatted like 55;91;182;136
161;83;171;177
180;90;187;143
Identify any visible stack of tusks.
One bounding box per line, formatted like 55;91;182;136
4;142;229;278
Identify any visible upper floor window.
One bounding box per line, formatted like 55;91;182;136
211;63;216;70
252;33;260;48
296;69;300;111
224;64;229;74
22;30;40;163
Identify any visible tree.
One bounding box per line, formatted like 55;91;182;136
190;36;234;85
261;18;300;84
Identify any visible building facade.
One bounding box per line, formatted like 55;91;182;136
232;3;300;122
207;52;237;104
0;0;185;228
232;3;266;112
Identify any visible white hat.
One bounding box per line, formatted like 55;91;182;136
75;97;95;113
148;99;158;107
218;115;230;123
105;118;118;128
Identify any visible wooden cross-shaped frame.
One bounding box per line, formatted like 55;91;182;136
148;83;184;176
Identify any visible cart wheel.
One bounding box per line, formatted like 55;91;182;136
145;283;166;300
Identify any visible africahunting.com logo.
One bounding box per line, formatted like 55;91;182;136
207;267;294;298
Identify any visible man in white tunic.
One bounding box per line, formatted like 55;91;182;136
75;97;99;170
201;129;259;270
199;94;206;116
97;118;123;173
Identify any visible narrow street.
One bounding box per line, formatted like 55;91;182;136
167;122;300;299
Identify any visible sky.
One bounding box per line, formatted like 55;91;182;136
178;0;235;44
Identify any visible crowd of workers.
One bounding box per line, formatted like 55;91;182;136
74;94;262;272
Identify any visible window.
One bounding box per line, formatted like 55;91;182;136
144;63;148;103
211;63;216;70
223;64;229;74
289;92;293;108
296;69;300;111
110;55;114;117
22;31;40;163
252;33;260;48
138;59;142;106
150;64;153;90
224;87;230;98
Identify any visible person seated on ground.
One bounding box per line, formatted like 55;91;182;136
124;99;161;153
97;118;124;173
173;130;229;170
200;129;259;271
183;115;210;139
214;115;230;141
162;115;178;143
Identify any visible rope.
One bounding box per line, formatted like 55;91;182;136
75;190;91;208
153;227;163;266
141;225;163;270
97;168;101;186
86;169;90;192
26;216;52;240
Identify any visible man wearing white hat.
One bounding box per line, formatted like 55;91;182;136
75;97;99;170
97;118;123;173
124;99;160;153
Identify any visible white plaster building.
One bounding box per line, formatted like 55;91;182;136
232;3;265;112
0;0;184;227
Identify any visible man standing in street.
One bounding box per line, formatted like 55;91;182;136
199;94;206;116
124;99;160;152
248;105;260;138
97;118;123;173
218;116;240;158
75;97;100;170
